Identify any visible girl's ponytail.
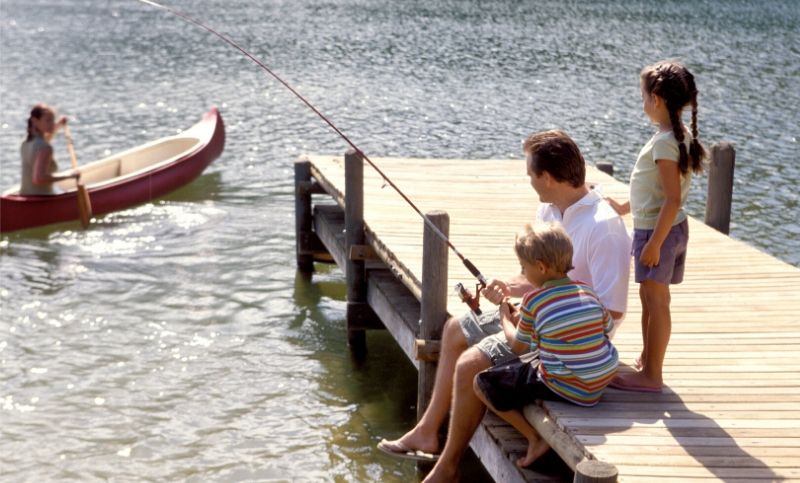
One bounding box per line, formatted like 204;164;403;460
688;95;706;174
26;116;34;142
668;107;689;174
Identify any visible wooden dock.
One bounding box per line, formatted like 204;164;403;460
295;151;800;482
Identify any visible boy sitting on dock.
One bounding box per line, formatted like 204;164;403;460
473;222;619;467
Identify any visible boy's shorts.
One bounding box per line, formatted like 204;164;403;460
458;309;516;366
633;218;689;285
474;352;565;411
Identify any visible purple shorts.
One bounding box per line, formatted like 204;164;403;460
633;219;689;285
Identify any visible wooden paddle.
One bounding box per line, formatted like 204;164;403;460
63;123;92;228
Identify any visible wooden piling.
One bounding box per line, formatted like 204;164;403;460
704;142;735;234
574;459;618;483
345;149;367;356
595;161;614;177
417;210;450;420
294;158;314;273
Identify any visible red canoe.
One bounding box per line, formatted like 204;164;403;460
1;108;225;233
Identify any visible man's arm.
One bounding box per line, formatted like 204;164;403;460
482;273;534;306
505;273;534;298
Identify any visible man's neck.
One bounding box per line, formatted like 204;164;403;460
551;185;590;216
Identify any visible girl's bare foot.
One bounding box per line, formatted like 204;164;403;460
633;353;643;370
517;437;550;468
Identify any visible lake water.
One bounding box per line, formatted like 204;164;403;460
1;1;798;481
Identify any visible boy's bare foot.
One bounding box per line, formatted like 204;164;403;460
609;371;663;393
517;438;550;468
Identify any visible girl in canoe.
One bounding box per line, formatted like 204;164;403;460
20;103;80;195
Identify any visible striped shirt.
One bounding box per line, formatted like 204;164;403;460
516;277;619;406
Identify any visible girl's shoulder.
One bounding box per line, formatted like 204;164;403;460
652;129;692;160
654;128;692;145
653;130;677;144
33;136;52;152
21;136;50;154
24;136;50;149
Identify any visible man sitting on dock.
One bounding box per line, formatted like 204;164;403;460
377;130;631;476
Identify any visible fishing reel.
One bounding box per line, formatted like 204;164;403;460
455;281;485;316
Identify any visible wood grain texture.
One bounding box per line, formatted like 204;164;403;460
308;154;800;482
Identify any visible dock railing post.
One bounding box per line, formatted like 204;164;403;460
417;210;450;420
704;142;735;235
345;149;367;356
295;158;314;274
596;161;614;177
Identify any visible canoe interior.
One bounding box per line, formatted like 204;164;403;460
3;137;201;196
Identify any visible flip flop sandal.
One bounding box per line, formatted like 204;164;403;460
377;439;440;462
608;376;663;393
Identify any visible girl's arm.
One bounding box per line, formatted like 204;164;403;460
32;146;79;185
605;197;630;216
640;160;682;267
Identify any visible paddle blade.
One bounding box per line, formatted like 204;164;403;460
77;184;92;229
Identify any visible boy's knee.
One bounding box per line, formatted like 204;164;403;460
455;347;491;376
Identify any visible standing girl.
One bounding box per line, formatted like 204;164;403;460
20;103;80;195
606;60;706;392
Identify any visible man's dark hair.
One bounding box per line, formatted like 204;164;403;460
523;130;585;188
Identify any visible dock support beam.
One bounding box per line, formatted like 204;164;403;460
705;142;735;234
345;149;368;356
417;211;450;420
295;158;314;274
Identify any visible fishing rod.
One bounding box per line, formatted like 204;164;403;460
136;0;490;300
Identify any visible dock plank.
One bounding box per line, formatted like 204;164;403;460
305;154;800;482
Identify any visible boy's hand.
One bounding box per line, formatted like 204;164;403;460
640;240;661;267
482;279;510;305
499;299;520;325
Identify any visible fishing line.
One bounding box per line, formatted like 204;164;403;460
135;0;488;286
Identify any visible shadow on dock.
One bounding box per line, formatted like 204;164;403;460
577;366;784;481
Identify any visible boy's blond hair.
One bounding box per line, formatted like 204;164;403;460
514;222;574;273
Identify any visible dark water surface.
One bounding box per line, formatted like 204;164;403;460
1;1;798;481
